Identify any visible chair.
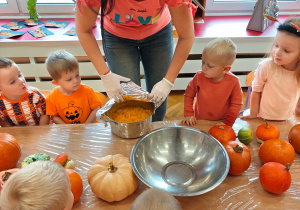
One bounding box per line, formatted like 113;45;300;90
239;71;255;115
40;90;50;97
95;92;107;106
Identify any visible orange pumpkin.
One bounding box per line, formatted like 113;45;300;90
87;154;139;202
208;125;236;143
0;168;20;192
255;121;280;143
288;124;300;153
259;162;291;194
222;141;251;175
259;139;295;166
0;133;21;171
65;169;83;204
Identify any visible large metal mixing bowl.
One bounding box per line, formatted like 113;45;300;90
130;126;230;196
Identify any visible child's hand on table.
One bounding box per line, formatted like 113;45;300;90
240;113;257;120
181;116;197;126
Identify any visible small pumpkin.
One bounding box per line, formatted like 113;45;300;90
55;153;75;169
0;168;20;192
259;162;291;194
87;154;139;202
208;125;236;143
222;141;251;175
0;133;21;171
259;139;295;166
255;120;280;143
21;153;50;167
237;127;253;145
65;169;83;204
288;124;300;153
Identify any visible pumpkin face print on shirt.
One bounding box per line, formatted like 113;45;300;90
63;101;83;124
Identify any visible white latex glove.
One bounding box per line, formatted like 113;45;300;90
148;78;174;103
99;71;130;102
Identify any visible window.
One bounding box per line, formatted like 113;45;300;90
0;0;19;14
0;0;299;16
205;0;300;15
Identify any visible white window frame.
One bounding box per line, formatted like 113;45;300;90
0;0;299;16
0;0;19;14
205;0;300;16
18;0;75;15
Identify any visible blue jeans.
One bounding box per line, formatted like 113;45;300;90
103;22;174;122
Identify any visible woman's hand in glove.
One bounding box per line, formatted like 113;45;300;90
99;71;130;102
148;78;174;104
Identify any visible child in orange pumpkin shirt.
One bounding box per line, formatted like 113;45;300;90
46;50;104;124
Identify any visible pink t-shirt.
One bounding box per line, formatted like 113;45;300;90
252;59;299;120
77;0;195;40
184;71;243;126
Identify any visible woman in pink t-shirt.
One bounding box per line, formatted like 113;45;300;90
76;0;196;121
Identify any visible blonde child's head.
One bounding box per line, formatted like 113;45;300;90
201;37;237;81
0;161;74;210
131;188;182;210
45;50;79;80
272;17;300;81
203;37;237;66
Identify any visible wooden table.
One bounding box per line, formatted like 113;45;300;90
1;117;300;209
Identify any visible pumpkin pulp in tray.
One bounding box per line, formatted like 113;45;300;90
108;106;152;123
106;100;153;123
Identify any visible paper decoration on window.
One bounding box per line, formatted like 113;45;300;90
1;20;27;30
64;27;77;36
45;20;70;28
28;26;54;38
247;0;279;32
0;30;26;39
22;18;44;26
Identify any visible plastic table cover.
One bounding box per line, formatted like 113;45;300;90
1;117;300;210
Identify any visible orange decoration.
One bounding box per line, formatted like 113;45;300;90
290;22;300;32
255;120;280;143
259;162;291;194
288;124;300;153
66;169;83;204
222;141;251;175
0;133;21;171
259;139;295;166
263;14;279;22
0;168;20;192
208;125;236;143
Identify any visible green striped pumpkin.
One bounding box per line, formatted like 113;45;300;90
238;127;253;145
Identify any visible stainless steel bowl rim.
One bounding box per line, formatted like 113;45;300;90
130;126;230;196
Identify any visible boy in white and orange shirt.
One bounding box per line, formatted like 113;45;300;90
182;37;243;127
0;57;49;126
46;50;104;124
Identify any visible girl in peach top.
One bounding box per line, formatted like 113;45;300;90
242;17;300;121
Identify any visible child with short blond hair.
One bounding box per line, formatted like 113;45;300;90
0;57;49;127
182;37;243;126
45;50;104;124
131;188;182;210
0;161;74;210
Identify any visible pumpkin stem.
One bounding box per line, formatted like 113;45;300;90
286;163;291;171
2;172;13;181
108;162;118;173
233;144;244;153
219;126;224;130
263;119;270;129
